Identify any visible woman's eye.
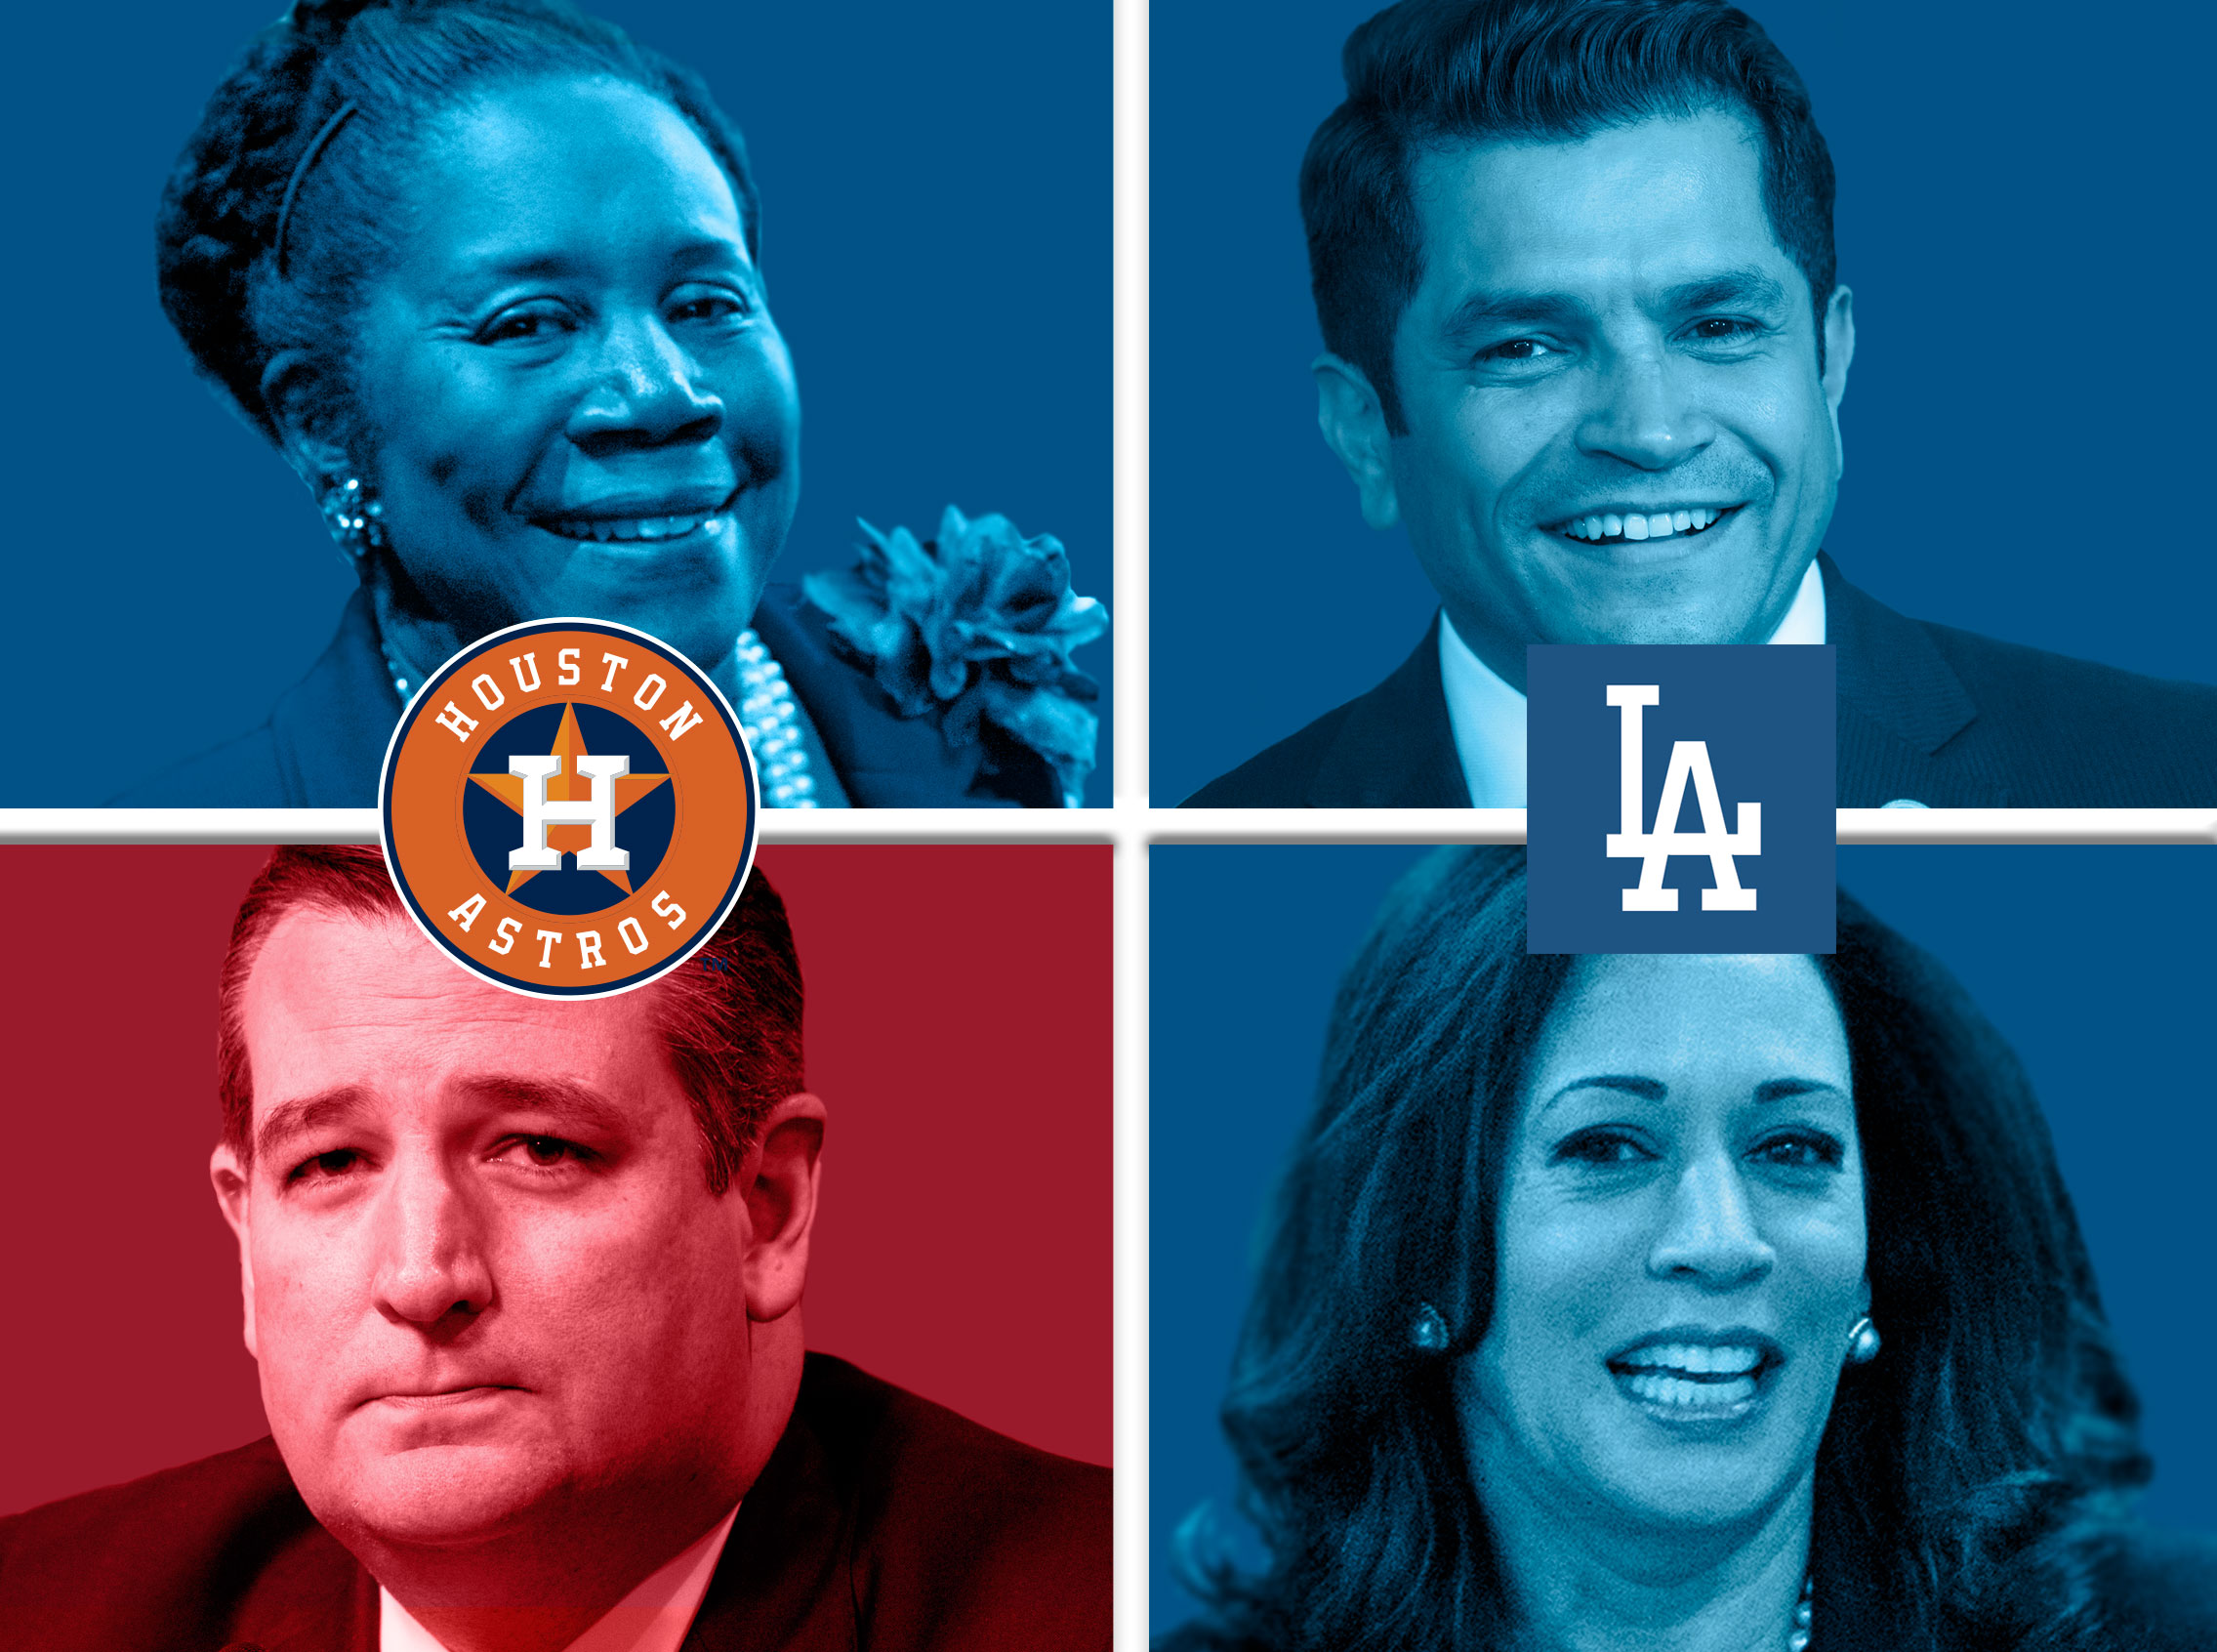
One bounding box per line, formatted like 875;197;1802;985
1553;1130;1653;1166
479;307;572;345
669;290;751;324
1751;1132;1845;1170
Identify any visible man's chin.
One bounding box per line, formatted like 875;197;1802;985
312;1444;569;1549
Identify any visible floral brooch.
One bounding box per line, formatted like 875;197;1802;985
802;506;1109;805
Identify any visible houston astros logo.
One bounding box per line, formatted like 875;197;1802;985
380;619;757;997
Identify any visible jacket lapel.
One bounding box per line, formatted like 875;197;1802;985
1303;615;1473;807
265;588;403;808
680;1399;853;1652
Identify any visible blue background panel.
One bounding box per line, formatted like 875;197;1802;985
1151;0;2217;802
1150;845;2217;1635
0;0;1109;805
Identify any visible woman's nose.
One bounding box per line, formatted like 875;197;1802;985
1647;1150;1775;1288
1576;348;1716;471
567;314;724;452
369;1157;494;1329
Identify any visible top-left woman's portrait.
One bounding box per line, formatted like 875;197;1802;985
4;0;1108;808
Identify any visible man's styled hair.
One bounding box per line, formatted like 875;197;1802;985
1303;0;1836;432
217;847;803;1195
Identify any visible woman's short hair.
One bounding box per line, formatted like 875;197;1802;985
1170;847;2149;1652
1302;0;1836;433
158;0;762;444
217;845;802;1197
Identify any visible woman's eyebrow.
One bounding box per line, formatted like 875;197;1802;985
1549;1074;1668;1103
1753;1078;1846;1103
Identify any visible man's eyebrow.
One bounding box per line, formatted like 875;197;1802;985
1439;288;1587;344
454;1076;636;1136
256;1086;374;1165
1661;268;1790;314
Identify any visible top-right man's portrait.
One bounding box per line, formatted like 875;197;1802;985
1163;0;2217;808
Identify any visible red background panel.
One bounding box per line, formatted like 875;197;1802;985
0;844;1110;1516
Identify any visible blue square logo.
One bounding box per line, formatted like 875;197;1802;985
1527;645;1834;954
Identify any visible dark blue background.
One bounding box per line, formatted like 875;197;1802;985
1527;645;1834;952
1151;845;2217;1635
1150;0;2217;802
1;0;1109;805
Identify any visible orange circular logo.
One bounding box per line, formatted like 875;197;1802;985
379;619;758;998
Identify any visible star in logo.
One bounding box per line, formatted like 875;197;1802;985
470;703;671;894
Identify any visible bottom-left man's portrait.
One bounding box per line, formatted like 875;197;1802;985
0;843;1111;1652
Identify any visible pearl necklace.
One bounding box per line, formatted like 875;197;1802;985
1788;1572;1814;1652
379;626;820;808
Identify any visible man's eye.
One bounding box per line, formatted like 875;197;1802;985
1688;316;1760;340
493;1136;594;1171
1482;338;1554;362
288;1148;362;1184
1553;1129;1652;1166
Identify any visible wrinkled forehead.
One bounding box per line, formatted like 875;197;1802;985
237;908;678;1133
1404;108;1792;309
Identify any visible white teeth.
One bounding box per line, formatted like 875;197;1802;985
1562;507;1726;543
1619;1342;1762;1377
1625;1372;1759;1408
546;514;710;543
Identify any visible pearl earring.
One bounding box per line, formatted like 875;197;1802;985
1845;1314;1881;1366
1411;1301;1451;1353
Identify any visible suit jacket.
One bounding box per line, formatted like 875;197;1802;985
1183;556;2217;807
111;586;1054;808
0;1354;1109;1652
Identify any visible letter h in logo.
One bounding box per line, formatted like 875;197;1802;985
1602;685;1758;912
510;754;632;872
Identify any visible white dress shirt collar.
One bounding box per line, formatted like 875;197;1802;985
379;1504;741;1652
1438;558;1827;806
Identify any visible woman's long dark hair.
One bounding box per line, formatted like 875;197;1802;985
1167;848;2149;1652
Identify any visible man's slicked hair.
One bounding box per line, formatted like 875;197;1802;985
1302;0;1836;432
217;846;803;1195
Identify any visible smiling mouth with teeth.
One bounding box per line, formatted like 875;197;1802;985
1607;1342;1776;1412
537;504;733;545
1558;505;1742;545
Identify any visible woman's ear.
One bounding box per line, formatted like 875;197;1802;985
260;348;355;488
738;1092;828;1325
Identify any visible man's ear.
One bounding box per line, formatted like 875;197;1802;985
259;348;355;490
1313;352;1401;530
1820;284;1855;478
738;1093;827;1325
210;1143;259;1362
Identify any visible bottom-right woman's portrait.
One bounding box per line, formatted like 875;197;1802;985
1151;846;2217;1652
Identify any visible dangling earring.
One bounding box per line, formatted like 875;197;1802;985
1411;1301;1451;1353
1844;1314;1881;1366
320;475;386;563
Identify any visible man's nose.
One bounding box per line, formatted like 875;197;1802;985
1647;1149;1775;1289
370;1156;494;1329
1576;348;1715;470
566;314;724;453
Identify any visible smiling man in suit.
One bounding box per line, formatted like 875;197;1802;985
1186;0;2217;808
0;847;1107;1652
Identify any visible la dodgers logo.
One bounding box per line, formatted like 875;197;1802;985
381;619;757;997
1603;684;1760;912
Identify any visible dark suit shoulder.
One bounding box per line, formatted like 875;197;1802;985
799;1353;1110;1650
1918;615;2217;732
1182;698;1362;806
0;1437;362;1652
